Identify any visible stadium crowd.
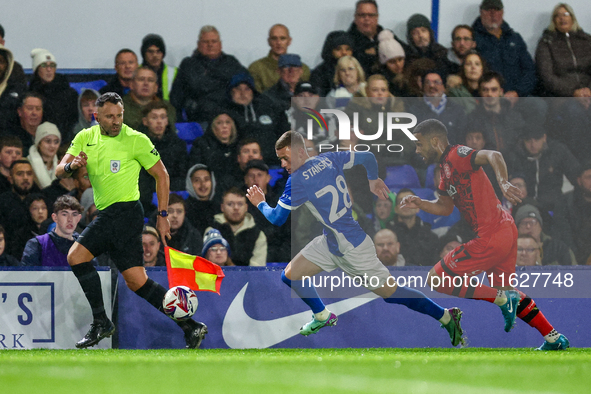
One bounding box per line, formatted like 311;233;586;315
0;0;590;269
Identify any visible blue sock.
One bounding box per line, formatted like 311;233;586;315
384;286;445;320
281;270;325;314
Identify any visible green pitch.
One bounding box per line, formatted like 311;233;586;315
1;348;590;394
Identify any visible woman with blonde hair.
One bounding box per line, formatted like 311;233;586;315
536;3;591;97
327;56;366;109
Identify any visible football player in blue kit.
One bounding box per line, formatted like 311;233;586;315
246;131;465;346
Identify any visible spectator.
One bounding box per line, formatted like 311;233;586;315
386;188;439;266
409;70;466;145
374;228;405;266
264;54;305;111
552;95;591;165
327;55;366;109
472;0;536;98
372;192;396;233
347;0;407;75
28;49;78;140
243;159;290;263
447;51;487;105
0;136;23;194
188;111;239;195
72;89;99;135
142;225;165;267
208;187;267;266
201;229;234;266
10;193;48;260
552;162;591;264
138;100;187;213
515;204;576;265
0;42;26;130
185;164;219;235
516;234;542;266
447;25;477;72
122;67;176;131
0;159;41;246
43;166;91;213
0;224;20;266
170;25;247;123
0;25;25;84
164;193;203;256
535;3;591;97
224;72;289;166
140;34;177;101
221;137;264;189
8;92;44;153
405;14;454;74
99;49;138;97
438;233;462;260
310;31;354;96
506;123;579;212
466;71;524;154
249;24;311;93
288;82;334;144
376;30;411;97
21;195;83;267
27;122;60;189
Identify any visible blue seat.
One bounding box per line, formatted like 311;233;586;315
69;80;107;94
384;165;421;189
151;191;189;208
425;164;437;189
268;168;285;187
176;122;204;143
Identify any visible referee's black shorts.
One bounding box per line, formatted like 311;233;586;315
77;200;144;272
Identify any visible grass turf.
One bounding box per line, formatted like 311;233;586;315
1;348;590;394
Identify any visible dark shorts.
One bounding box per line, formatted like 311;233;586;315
77;200;144;272
434;221;518;286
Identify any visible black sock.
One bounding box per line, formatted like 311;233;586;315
134;279;197;334
71;262;108;321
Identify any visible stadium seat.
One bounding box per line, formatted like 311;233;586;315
152;191;189;208
425;164;437;189
384;165;421;189
69;80;107;94
268;168;285;187
176;122;204;154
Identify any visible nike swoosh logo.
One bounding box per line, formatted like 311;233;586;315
222;283;379;348
87;143;96;146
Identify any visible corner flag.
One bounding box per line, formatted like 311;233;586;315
165;246;225;294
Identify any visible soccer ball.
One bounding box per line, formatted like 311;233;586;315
162;286;198;321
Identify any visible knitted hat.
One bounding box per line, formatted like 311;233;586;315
31;48;56;71
278;54;302;68
34;122;61;146
201;229;231;257
515;204;543;227
407;14;431;36
141;34;166;59
378;30;406;64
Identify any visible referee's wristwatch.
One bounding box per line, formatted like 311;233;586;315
157;210;168;217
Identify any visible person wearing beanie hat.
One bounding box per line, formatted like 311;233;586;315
27;121;61;188
140;34;178;101
248;24;311;93
201;229;233;266
405;14;455;76
28;49;78;142
376;29;411;97
515;204;576;266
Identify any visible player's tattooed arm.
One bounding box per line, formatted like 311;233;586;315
400;194;454;216
474;150;522;205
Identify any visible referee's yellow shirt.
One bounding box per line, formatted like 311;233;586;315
67;124;161;210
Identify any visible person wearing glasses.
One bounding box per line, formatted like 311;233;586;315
202;229;234;267
447;25;477;73
516;234;541;267
28;48;78;142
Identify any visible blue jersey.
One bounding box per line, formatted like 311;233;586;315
278;151;367;256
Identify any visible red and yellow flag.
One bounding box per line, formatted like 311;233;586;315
165;246;225;295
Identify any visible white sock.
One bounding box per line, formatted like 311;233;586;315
439;309;451;325
314;309;330;321
493;290;507;306
544;329;560;343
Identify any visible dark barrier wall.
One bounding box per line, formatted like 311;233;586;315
117;266;591;349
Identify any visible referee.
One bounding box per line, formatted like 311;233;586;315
56;93;207;349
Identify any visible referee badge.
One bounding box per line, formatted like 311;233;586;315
110;160;121;173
